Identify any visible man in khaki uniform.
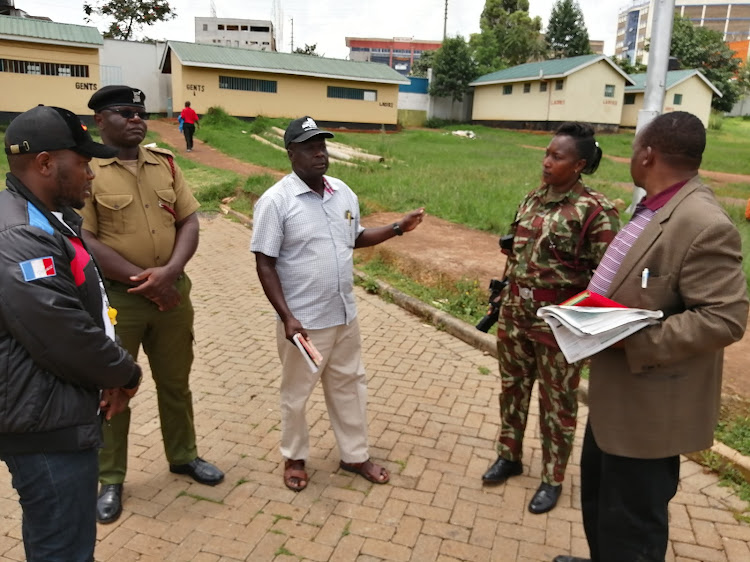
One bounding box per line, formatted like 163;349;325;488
79;85;224;525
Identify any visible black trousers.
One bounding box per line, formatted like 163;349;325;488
581;421;680;562
183;122;196;150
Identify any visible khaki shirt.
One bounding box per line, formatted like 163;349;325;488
79;146;200;271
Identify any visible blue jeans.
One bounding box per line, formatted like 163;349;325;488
1;449;98;562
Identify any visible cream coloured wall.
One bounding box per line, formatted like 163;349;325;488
548;61;625;125
170;54;400;125
472;60;627;126
663;78;715;128
620;77;715;128
472;80;553;121
0;40;101;115
621;93;643;127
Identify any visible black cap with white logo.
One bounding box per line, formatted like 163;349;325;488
283;116;334;148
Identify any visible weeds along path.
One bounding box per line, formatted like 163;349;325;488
150;119;750;402
148;119;284;180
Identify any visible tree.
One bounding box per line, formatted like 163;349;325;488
293;43;320;56
410;50;436;78
610;55;647;75
429;36;478;102
469;0;547;76
545;0;592;58
83;0;176;40
669;15;743;112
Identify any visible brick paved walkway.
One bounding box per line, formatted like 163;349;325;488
1;214;748;561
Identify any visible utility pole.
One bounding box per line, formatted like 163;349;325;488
290;17;294;52
443;0;448;40
627;0;675;212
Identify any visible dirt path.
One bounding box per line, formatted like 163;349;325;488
148;119;284;180
148;119;750;400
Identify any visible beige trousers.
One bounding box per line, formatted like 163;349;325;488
276;319;369;463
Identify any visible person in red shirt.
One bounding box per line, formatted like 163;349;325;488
179;101;199;152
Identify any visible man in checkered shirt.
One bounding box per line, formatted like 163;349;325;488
251;116;424;492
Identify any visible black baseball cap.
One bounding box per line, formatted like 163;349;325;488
284;116;334;148
4;105;118;159
88;85;146;112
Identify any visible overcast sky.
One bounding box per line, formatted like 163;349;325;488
16;0;623;58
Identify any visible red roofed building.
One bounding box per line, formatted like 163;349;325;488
345;37;442;76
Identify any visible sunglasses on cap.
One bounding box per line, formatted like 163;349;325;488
106;107;149;120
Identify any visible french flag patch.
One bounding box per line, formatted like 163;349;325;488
19;256;56;282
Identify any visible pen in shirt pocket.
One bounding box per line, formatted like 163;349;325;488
641;268;649;289
345;210;352;225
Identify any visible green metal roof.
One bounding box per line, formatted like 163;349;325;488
0;15;103;47
163;41;410;85
625;69;722;96
470;54;633;86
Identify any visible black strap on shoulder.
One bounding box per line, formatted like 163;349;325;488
550;198;605;272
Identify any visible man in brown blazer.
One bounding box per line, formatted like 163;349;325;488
554;111;749;562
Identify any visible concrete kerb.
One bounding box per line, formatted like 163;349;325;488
217;204;750;487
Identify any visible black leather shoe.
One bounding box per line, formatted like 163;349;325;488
529;482;562;514
481;457;523;484
96;483;123;524
552;556;590;562
169;457;224;485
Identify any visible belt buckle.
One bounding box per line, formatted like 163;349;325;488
519;287;533;299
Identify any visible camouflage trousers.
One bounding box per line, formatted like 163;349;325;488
496;319;583;485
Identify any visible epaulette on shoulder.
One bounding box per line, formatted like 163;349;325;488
145;145;175;158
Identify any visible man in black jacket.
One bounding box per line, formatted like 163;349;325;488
0;105;142;561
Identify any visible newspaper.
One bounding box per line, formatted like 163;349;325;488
537;306;663;363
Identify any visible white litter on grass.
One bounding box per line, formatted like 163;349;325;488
451;130;476;139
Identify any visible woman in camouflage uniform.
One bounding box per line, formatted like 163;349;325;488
482;122;621;514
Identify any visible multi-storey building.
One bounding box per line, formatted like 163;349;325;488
195;17;275;51
345;37;442;76
616;1;750;64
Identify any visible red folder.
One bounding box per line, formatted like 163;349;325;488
559;290;626;308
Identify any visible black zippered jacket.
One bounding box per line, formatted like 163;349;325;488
0;173;141;454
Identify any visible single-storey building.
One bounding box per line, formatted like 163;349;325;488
0;15;104;117
160;41;410;130
469;54;635;132
621;69;721;128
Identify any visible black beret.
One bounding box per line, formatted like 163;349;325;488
88;85;146;111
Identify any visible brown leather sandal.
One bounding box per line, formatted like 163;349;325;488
283;459;308;492
339;459;390;484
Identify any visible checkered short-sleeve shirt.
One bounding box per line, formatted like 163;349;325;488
250;173;365;330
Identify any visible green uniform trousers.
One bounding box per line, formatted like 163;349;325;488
99;274;197;485
496;318;583;485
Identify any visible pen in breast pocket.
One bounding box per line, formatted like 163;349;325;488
345;210;352;225
641;268;649;289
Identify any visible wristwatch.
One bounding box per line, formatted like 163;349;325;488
392;223;404;236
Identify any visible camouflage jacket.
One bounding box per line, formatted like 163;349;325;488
500;181;621;339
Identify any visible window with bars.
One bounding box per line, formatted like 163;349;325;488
624;93;636;105
503;84;512;95
604;84;616;98
673;93;683;105
327;86;377;101
0;58;89;77
555;79;564;91
218;75;277;93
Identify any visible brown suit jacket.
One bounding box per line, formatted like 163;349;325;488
588;177;748;459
